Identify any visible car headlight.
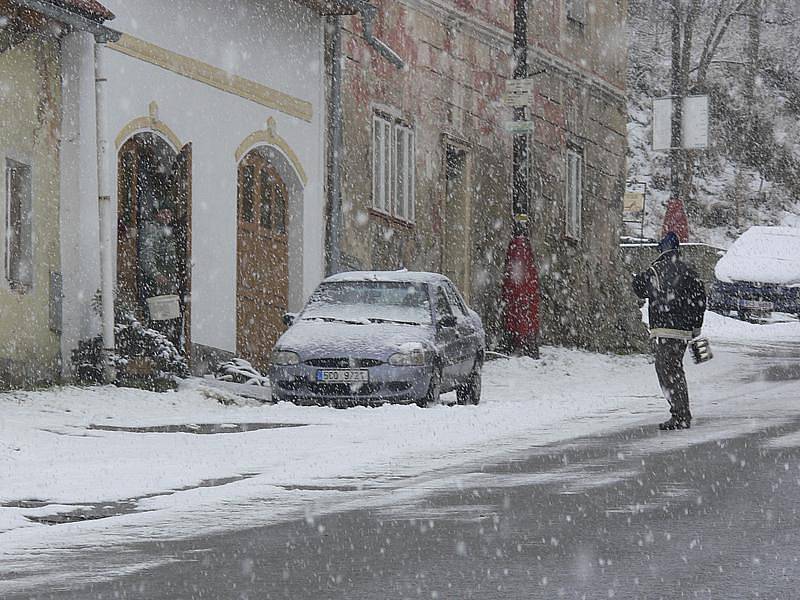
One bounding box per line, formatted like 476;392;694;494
388;349;427;366
271;350;300;366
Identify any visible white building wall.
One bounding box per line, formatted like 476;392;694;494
60;31;102;373
63;0;327;359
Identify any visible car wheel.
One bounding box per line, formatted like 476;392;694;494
457;358;482;406
418;365;441;408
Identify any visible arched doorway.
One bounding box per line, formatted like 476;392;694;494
236;147;289;370
117;133;192;353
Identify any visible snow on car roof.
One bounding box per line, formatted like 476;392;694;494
714;226;800;286
323;270;453;286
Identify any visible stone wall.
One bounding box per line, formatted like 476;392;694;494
335;0;647;352
336;0;515;343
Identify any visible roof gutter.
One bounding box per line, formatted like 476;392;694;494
11;0;120;41
331;0;404;69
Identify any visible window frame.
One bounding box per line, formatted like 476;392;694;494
372;112;393;216
4;157;34;292
393;122;415;223
371;110;415;224
565;147;583;241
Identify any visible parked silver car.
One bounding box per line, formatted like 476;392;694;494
269;271;485;407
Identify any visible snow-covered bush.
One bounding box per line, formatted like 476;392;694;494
213;358;269;386
72;301;188;391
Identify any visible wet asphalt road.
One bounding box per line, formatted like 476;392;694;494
17;413;800;600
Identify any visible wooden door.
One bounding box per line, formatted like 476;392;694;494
117;138;143;314
167;144;192;354
117;136;191;354
236;151;289;371
442;145;472;300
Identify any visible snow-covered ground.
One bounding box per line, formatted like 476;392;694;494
1;313;799;590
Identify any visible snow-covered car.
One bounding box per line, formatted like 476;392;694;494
708;226;800;320
269;271;485;407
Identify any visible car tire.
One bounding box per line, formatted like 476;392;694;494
457;358;482;406
418;365;441;408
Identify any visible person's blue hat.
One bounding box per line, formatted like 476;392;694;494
657;231;680;253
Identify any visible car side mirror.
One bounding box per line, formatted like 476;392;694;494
282;312;297;327
438;314;457;328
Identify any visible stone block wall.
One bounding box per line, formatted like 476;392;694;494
334;0;646;352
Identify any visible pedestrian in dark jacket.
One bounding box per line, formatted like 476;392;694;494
632;232;706;430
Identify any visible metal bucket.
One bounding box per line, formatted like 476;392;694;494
690;337;713;364
147;295;180;321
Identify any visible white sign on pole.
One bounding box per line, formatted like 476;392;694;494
504;120;534;134
652;97;673;151
651;95;710;151
502;79;534;107
682;95;709;149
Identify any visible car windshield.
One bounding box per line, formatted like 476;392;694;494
301;281;432;325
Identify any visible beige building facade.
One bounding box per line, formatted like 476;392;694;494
0;8;64;386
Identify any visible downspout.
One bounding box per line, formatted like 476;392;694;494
94;41;115;379
356;2;404;70
325;16;344;276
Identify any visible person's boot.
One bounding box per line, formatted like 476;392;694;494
659;416;691;430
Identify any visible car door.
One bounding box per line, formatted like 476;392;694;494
433;285;461;390
443;282;479;377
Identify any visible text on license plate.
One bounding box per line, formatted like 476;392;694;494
316;369;369;382
741;300;773;311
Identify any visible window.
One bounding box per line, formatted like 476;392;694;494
260;168;272;229
566;0;586;24
240;164;255;224
5;158;33;291
394;123;415;222
372;111;415;223
238;154;287;235
435;287;453;319
565;148;583;240
444;282;468;317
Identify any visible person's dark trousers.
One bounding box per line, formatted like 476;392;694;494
652;337;691;422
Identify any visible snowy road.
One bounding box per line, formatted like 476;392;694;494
1;313;799;597
25;410;800;600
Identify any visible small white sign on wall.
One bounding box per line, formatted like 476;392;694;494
652;95;709;151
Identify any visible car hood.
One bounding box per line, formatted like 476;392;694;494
276;319;436;358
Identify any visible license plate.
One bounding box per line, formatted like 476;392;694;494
741;300;773;311
316;369;369;383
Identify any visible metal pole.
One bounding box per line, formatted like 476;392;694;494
325;16;343;276
512;0;530;230
669;1;683;203
95;42;115;380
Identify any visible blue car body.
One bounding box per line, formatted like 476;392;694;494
708;226;800;319
708;280;800;317
269;271;485;407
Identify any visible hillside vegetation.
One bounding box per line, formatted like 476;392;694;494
626;0;800;248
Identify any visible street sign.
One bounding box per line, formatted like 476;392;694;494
623;191;645;213
504;120;534;134
652;95;710;150
624;180;648;241
502;78;534;106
